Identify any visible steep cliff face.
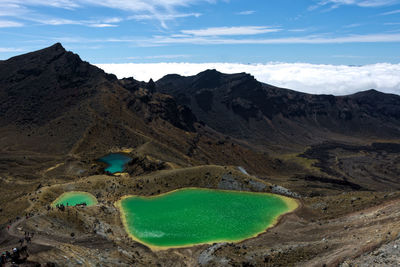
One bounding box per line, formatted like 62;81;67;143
156;69;400;147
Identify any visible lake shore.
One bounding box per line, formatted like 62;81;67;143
115;187;300;251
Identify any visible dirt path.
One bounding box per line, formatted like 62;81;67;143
0;216;54;254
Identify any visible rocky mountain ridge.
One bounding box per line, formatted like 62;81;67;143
156;69;400;149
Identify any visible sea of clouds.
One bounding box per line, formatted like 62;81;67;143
96;62;400;96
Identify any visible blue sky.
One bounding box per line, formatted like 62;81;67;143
0;0;400;64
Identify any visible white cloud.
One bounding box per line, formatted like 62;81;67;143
0;47;24;52
310;0;400;10
83;0;211;28
129;12;201;27
34;18;82;25
0;0;79;10
89;23;118;28
288;28;309;32
236;10;255;15
96;62;400;96
21;16;120;27
49;32;400;46
0;20;23;27
181;26;281;36
146;33;400;45
380;9;400;15
0;0;216;27
129;13;201;20
343;23;362;28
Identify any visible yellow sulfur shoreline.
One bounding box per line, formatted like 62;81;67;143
115;187;300;251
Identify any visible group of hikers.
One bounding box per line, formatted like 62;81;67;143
2;203;90;266
55;203;67;211
55;202;87;212
2;215;35;267
1;246;28;266
1;232;33;266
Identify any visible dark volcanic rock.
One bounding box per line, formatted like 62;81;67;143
0;43;116;126
0;44;198;156
156;69;400;147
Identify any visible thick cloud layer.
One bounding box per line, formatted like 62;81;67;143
96;62;400;96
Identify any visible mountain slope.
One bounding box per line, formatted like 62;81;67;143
0;44;199;157
156;69;400;150
0;43;116;126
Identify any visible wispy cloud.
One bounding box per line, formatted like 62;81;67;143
288;28;309;32
236;10;255;15
18;16;120;27
47;32;400;47
343;23;363;28
129;12;201;28
89;23;118;28
96;62;400;96
181;26;281;36
0;0;79;10
0;20;23;27
0;0;217;27
0;47;24;52
146;33;400;45
380;9;400;15
310;0;400;10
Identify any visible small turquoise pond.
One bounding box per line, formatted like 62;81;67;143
98;153;132;174
52;192;97;207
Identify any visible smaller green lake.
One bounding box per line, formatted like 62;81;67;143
52;191;97;207
117;188;298;250
98;153;132;174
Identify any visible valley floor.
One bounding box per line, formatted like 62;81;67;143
1;166;400;266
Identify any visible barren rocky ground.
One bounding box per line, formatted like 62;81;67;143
1;44;400;266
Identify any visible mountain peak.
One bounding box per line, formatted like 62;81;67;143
33;42;67;57
0;43;113;126
5;43;68;64
47;42;65;52
349;89;384;98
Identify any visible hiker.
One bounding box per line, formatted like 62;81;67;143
25;235;31;243
1;253;6;266
20;246;28;255
19;238;24;246
11;248;19;262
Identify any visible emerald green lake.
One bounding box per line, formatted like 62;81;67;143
117;188;298;249
52;192;97;207
98;153;132;174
